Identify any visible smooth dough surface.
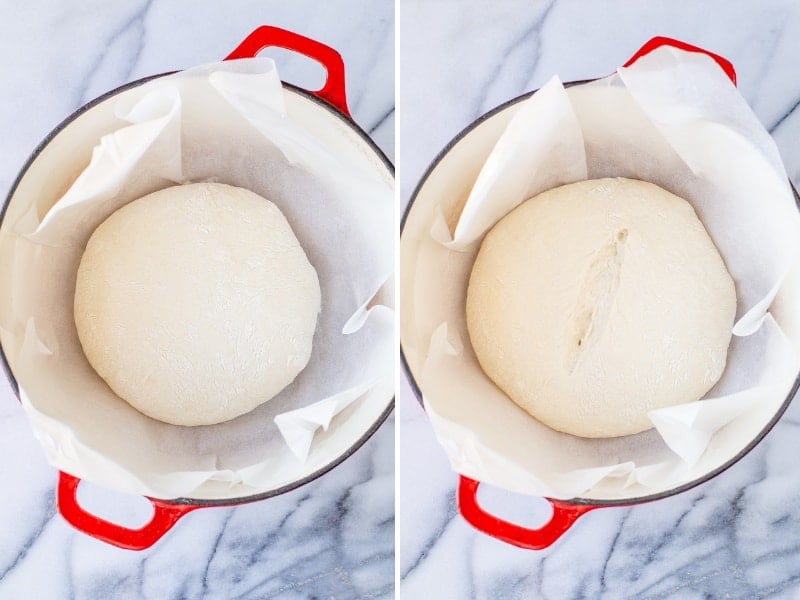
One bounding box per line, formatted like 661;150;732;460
466;177;736;438
75;182;321;426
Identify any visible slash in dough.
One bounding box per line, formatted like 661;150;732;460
466;177;736;438
74;182;321;426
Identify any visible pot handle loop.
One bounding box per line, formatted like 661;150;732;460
57;471;199;551
457;476;596;550
225;25;351;117
623;36;737;86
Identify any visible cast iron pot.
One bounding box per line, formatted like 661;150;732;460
400;37;800;550
0;26;394;550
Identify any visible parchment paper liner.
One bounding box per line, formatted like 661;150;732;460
403;47;800;500
0;59;394;500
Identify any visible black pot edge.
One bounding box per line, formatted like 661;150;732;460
399;82;800;508
0;69;396;507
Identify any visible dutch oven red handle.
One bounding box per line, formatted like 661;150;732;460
623;36;737;86
225;25;351;117
57;471;200;551
457;476;597;550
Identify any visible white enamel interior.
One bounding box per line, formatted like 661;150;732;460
400;88;800;503
0;77;394;501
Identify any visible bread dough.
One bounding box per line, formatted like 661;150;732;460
466;177;736;438
74;182;321;426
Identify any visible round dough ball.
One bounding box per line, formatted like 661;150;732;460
466;177;736;438
74;182;321;426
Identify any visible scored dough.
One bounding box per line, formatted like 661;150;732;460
74;182;321;426
466;177;736;438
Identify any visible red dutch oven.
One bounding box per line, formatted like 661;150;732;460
400;37;800;550
0;26;394;550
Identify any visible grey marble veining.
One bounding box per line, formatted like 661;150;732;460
400;1;800;598
0;1;393;598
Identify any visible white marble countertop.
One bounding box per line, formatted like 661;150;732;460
400;1;800;598
0;1;394;598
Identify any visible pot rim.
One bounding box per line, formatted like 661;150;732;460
0;69;395;507
399;81;800;508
